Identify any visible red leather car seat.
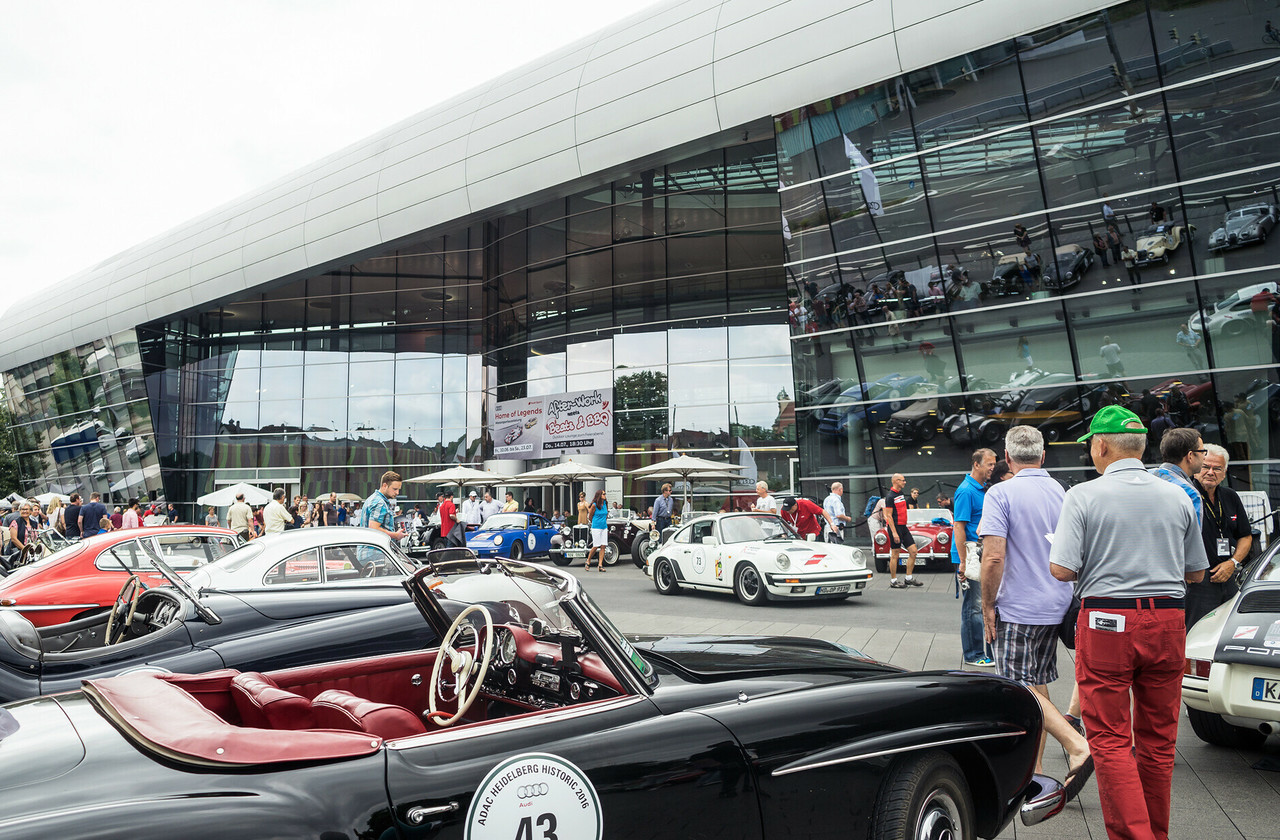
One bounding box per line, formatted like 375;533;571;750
310;689;426;740
229;671;314;730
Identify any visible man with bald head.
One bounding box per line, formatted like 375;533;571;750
885;473;919;588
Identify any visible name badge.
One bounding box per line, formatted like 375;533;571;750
1089;611;1126;633
1217;538;1231;557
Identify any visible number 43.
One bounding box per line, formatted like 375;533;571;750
514;813;557;840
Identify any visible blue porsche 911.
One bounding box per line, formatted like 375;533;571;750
465;513;561;561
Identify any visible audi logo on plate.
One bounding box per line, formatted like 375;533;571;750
517;784;549;799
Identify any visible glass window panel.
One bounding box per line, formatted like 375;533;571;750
613;239;666;284
567;250;611;294
1182;173;1280;279
566;208;611;253
259;401;302;430
615;331;666;370
221;401;259;432
616;409;668;445
348;360;395;398
615;173;665;240
614;367;668;411
396;354;443;395
1196;272;1280;371
729;324;790;360
670;405;728;448
304;361;349;402
727;226;782;272
949;299;1074;386
669;327;727;365
394;391;442;433
730;356;794;405
529;219;565;264
259;366;303;401
528;377;565;397
566;339;612;376
669;360;728;407
614;278;666;325
566;371;612;392
1066;281;1202;381
398;287;445;325
566;288;613;332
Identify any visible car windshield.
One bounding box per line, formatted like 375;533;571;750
907;508;952;525
719;514;797;543
199;541;267;575
477;514;527;531
1233;208;1265;220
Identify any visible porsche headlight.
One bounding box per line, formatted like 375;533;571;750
874;532;887;545
776;552;790;571
848;547;867;570
493;535;503;547
938;532;950;544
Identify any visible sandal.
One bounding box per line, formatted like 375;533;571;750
598;566;606;572
1063;754;1094;802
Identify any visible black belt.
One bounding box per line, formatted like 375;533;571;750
1081;597;1184;610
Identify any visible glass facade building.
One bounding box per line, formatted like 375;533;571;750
5;0;1280;516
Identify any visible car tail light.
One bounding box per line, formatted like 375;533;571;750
1184;658;1212;678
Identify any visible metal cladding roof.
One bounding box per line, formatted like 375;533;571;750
0;0;1109;371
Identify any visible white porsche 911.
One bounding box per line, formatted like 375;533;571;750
1183;542;1280;747
645;512;872;605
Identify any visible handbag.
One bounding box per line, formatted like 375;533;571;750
1057;596;1081;650
963;540;982;581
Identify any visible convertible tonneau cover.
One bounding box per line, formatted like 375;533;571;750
82;671;382;768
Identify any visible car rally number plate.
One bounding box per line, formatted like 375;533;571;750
466;753;602;840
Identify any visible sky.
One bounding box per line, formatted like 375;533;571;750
0;1;653;319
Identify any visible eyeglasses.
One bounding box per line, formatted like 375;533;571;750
1199;464;1224;472
1191;448;1208;454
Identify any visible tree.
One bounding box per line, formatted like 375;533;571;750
0;406;44;494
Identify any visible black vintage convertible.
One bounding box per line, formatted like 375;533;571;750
0;550;1066;839
0;544;435;701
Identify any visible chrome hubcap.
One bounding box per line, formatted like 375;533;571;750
916;789;962;840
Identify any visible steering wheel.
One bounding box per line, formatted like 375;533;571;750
427;604;493;727
105;575;143;645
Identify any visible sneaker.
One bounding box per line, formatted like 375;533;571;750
889;579;906;589
906;578;924;587
965;657;995;667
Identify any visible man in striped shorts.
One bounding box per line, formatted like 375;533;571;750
979;426;1091;788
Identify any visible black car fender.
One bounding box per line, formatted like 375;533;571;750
698;671;1042;839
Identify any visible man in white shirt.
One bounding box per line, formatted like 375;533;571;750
823;482;852;543
460;491;483;533
263;488;291;534
479;491;502;523
751;481;778;514
227;493;253;538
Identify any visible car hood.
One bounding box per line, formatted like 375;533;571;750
629;634;898;680
1190;581;1280;668
1224;215;1263;233
1137;234;1169;249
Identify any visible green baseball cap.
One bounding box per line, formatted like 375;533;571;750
1076;404;1147;442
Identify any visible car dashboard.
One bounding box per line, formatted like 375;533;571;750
481;624;622;713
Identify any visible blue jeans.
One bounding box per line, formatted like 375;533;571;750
960;573;989;662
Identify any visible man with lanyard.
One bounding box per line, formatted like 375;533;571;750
653;484;674;533
1189;443;1252;628
1050;406;1207;840
822;482;851;544
953;448;996;666
359;472;406;542
885;474;919;589
779;496;836;542
1149;427;1205;525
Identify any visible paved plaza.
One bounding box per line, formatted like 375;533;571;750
575;562;1280;840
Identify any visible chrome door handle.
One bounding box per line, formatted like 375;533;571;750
406;801;459;824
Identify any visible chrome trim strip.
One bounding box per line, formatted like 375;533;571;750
388;695;646;750
770;729;1027;777
6;604;101;612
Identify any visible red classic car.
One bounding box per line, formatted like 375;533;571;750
871;508;954;573
0;526;241;627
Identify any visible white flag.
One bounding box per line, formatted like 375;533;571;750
844;136;883;217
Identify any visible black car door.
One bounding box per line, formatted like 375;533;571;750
385;696;762;840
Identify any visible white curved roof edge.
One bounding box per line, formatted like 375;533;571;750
0;0;1112;372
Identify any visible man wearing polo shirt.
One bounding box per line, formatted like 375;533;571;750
1050;406;1207;840
952;448;995;665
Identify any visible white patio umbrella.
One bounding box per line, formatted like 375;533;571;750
630;455;745;511
196;482;273;507
404;466;503;495
322;492;362;502
504;460;624;484
33;492;71;506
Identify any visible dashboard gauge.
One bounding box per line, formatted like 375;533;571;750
496;629;517;666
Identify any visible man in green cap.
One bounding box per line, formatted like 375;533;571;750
1048;405;1208;839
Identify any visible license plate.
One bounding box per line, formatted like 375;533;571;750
1252;677;1280;703
817;585;850;595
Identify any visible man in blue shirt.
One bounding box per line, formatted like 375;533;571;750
1148;427;1204;525
951;449;996;667
652;484;674;532
359;471;405;540
78;492;108;539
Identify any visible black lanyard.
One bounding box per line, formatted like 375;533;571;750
1204;490;1228;538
